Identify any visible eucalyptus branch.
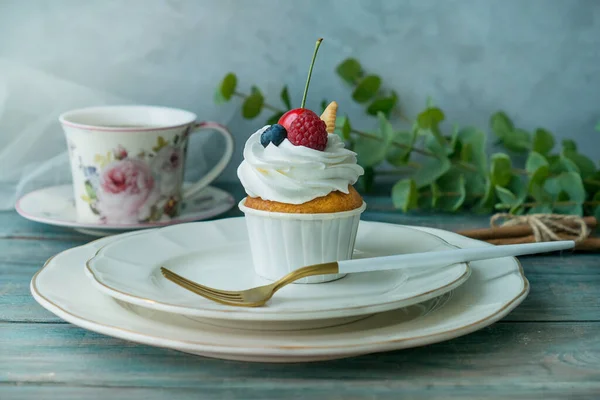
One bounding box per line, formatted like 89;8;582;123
216;58;600;217
350;128;435;158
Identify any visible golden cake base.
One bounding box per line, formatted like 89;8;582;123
244;186;363;214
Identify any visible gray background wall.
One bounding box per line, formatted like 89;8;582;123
0;0;598;196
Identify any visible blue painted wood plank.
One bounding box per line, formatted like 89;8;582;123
1;385;597;400
1;322;599;398
0;238;88;265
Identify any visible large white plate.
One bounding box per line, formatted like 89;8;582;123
15;184;235;236
31;223;529;363
85;219;470;329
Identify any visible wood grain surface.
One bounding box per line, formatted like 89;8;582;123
1;183;599;399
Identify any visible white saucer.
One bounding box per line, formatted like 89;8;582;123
85;219;471;330
15;184;235;236
31;225;529;363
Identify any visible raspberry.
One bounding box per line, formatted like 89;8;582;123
287;110;328;151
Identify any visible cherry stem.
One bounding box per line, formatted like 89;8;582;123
301;38;323;109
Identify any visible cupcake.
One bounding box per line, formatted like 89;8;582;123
238;39;365;283
238;104;365;283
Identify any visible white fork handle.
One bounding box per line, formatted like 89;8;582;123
338;240;575;274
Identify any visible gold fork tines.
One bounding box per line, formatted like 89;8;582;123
160;262;339;307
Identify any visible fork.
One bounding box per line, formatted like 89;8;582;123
160;240;574;307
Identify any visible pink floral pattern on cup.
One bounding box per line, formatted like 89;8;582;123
77;135;185;224
96;159;156;223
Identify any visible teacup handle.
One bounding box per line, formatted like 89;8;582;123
182;121;234;199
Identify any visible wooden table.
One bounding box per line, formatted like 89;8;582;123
2;184;600;399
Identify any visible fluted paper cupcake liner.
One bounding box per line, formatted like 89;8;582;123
238;199;366;284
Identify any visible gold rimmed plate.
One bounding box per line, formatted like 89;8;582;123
84;219;471;330
31;224;528;363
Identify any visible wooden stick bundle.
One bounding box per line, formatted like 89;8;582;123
456;216;598;251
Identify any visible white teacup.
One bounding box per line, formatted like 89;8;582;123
59;105;233;224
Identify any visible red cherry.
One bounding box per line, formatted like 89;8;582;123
278;108;309;130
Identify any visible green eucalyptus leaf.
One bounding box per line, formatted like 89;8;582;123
550;156;579;174
532;128;555;155
490;111;514;138
596;121;600;132
417;187;432;210
450;124;461;154
424;134;449;158
464;172;487;198
490;153;512;187
214;73;237;104
510;205;525;215
357;166;375;193
377;112;394;142
352;75;382;103
320;99;328;113
526;151;549;173
342;117;351;140
543;176;561;198
526;152;550;195
334;116;352;140
366;91;398;117
562;139;577;152
241;86;264;119
386;130;415;166
502;128;531;153
476;177;496;212
495;185;519;206
354;135;386;167
336;58;363;84
354;113;394;167
558;172;586;203
563;149;596;179
436;171;466;211
557;190;570;202
530;178;552;203
529;165;550;188
554;203;583;216
460;143;473;163
585;170;600;196
457;127;487;174
417;107;445;130
414;157;451;188
528;204;553;214
508;175;527;202
280;86;292;109
392;179;418;212
431;182;441;208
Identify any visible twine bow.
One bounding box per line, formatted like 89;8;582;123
490;213;590;243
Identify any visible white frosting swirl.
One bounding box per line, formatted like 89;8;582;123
237;125;364;204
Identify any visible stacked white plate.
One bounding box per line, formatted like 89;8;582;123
31;217;529;362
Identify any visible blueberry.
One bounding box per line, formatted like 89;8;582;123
260;124;287;148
